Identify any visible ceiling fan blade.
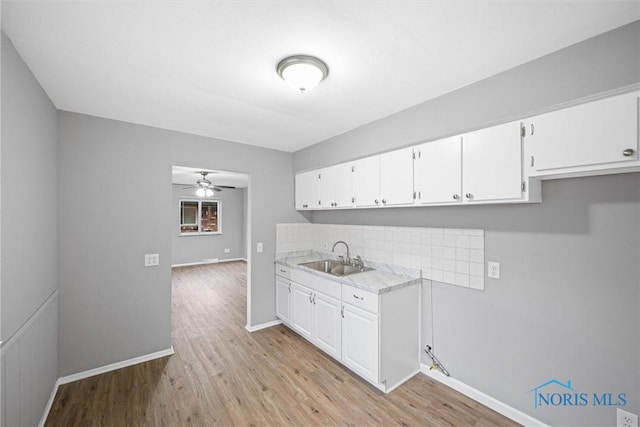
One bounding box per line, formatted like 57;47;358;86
215;185;236;189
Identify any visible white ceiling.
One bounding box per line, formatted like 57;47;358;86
2;2;638;152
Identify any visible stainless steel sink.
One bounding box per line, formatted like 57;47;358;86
299;259;373;276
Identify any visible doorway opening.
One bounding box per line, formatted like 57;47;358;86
170;165;250;324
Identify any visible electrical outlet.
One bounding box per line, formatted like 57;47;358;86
618;409;638;427
488;261;500;279
224;248;231;253
144;253;159;267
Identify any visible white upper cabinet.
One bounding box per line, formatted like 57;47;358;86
294;170;319;210
353;148;414;207
294;90;638;210
414;136;462;204
318;167;336;208
353;155;380;207
379;147;414;206
318;163;354;208
525;91;639;177
462;121;524;202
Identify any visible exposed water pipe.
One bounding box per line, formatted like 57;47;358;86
425;345;450;377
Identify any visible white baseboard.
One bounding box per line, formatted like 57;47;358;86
38;347;174;426
245;320;282;332
420;363;547;427
58;346;175;385
38;380;60;427
172;258;247;268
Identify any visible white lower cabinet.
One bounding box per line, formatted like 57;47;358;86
341;303;379;383
291;283;313;340
279;267;420;393
313;292;342;359
275;276;292;325
290;281;342;360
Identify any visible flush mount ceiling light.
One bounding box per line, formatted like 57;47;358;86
277;55;329;94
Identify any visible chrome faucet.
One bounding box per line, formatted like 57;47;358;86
332;240;351;265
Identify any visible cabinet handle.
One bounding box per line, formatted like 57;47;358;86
353;294;364;300
382;199;387;205
308;293;312;303
453;194;460;200
530;124;535;136
375;199;379;204
280;268;286;273
465;193;473;199
288;285;291;293
341;306;344;318
302;204;308;208
312;293;316;304
318;200;321;205
623;148;635;157
351;197;355;203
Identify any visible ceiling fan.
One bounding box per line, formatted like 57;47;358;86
183;171;235;197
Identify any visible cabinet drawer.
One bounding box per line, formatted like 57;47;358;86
275;264;291;279
342;285;378;314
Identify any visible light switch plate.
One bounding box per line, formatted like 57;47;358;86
488;261;500;279
256;242;263;253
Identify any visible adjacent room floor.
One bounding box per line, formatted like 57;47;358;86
45;261;517;426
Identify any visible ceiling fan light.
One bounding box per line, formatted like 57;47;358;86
195;188;206;197
205;188;214;197
277;55;328;93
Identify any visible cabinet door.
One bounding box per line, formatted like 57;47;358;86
462;121;523;202
318;167;336;208
275;277;291;325
353;156;380;207
295;171;319;210
334;163;355;208
380;148;414;206
341;304;379;383
313;293;342;359
414;136;462;204
291;284;313;340
528;91;639;172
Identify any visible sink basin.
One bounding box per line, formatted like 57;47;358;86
299;259;373;276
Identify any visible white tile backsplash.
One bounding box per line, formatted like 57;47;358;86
276;223;485;291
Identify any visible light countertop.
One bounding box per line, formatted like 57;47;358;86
275;250;421;294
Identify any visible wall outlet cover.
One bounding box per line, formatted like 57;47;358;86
488;261;500;279
617;409;638;427
144;253;159;267
224;248;231;253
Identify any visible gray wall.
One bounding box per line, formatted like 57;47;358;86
58;111;303;376
1;32;58;426
293;22;640;427
171;185;246;265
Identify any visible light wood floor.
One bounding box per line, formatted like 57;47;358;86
46;261;518;426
